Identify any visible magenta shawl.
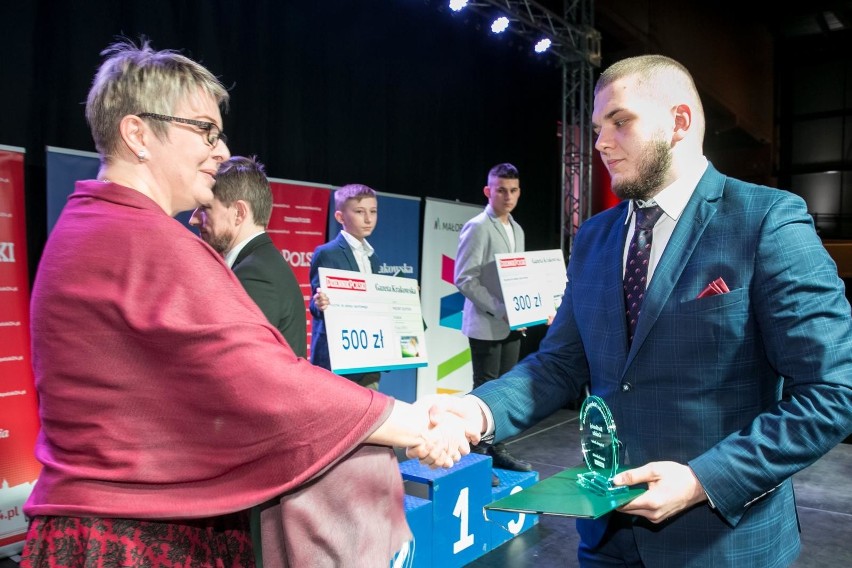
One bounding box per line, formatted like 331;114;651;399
26;181;411;563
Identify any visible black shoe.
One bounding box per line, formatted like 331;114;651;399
491;473;500;487
489;445;532;472
470;443;488;456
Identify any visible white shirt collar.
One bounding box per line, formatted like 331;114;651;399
340;230;374;257
224;229;267;268
625;156;709;224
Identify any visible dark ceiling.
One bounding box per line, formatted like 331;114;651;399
726;2;852;38
432;1;852;183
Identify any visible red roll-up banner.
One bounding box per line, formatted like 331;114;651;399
0;146;41;556
267;178;332;359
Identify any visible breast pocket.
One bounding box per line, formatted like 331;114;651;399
679;287;746;313
657;288;752;373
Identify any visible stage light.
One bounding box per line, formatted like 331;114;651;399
449;0;468;12
491;17;509;34
534;38;552;53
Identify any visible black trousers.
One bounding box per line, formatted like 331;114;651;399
469;331;523;389
469;331;524;455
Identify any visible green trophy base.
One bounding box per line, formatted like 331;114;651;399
484;465;646;519
577;470;630;496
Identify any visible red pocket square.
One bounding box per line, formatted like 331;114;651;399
697;277;730;299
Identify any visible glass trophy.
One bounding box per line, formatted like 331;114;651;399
577;395;629;495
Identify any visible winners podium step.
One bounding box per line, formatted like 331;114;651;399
395;452;538;567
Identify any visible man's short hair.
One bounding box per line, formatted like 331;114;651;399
86;37;229;162
213;156;273;226
334;183;377;212
595;54;705;140
487;163;519;185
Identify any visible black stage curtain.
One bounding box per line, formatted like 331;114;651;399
0;0;565;277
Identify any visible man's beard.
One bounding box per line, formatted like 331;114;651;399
203;230;233;256
612;139;672;201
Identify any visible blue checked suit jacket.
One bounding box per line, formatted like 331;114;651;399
308;232;381;379
474;163;852;566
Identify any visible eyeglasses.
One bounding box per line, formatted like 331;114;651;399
138;113;227;147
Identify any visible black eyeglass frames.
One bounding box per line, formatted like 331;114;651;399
137;113;227;147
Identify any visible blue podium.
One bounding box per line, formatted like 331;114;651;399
392;494;432;568
486;468;539;548
397;451;541;566
399;452;493;566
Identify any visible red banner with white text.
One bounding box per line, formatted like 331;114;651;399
0;146;41;555
267;178;332;359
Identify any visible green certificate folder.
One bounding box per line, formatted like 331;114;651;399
484;465;646;519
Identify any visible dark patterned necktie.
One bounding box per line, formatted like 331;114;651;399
624;204;664;345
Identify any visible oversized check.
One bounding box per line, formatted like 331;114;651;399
495;249;567;329
318;267;428;374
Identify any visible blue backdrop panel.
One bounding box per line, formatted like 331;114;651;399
46;147;99;233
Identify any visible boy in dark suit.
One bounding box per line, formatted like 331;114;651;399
309;184;382;389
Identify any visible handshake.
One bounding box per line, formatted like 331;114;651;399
402;395;487;469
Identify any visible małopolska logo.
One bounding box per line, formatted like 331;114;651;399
432;217;465;232
377;262;414;276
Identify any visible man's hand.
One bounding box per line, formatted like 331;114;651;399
404;396;477;468
426;394;486;446
612;461;708;523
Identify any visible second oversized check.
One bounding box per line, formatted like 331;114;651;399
318;267;428;375
495;249;568;330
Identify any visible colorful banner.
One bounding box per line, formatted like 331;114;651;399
0;145;40;556
417;198;483;397
327;191;422;402
267;178;333;359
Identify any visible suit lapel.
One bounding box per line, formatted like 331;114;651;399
509;217;523;252
486;214;511;252
232;233;269;269
487;211;522;253
625;166;724;365
607;207;632;362
335;233;360;271
368;252;381;273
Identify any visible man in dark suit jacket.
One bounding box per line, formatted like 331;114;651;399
309;184;382;388
435;55;852;567
190;156;306;357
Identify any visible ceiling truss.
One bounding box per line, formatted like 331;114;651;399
461;0;601;257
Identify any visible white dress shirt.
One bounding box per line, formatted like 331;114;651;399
622;157;708;284
340;230;375;273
